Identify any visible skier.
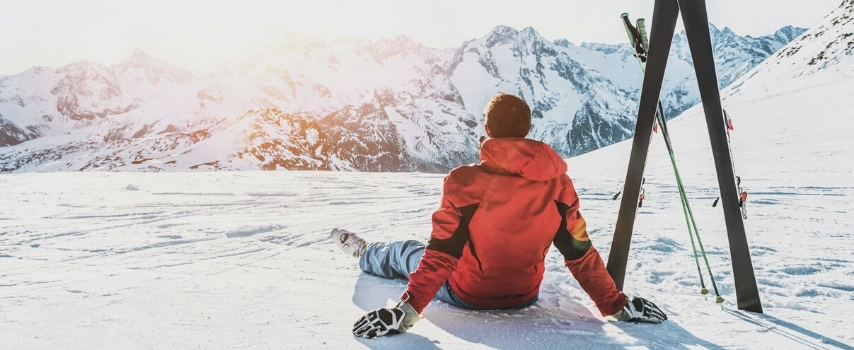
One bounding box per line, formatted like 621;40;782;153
332;93;667;339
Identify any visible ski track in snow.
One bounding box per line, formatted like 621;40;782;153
0;170;851;349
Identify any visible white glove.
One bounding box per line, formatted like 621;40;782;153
352;302;420;338
612;296;668;324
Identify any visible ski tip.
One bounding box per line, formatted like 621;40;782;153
715;296;725;304
621;12;629;18
700;288;710;295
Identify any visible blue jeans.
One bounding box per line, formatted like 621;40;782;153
359;240;538;310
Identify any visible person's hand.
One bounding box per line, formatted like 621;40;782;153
612;296;668;323
353;302;420;338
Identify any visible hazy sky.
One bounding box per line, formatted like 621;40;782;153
0;0;842;75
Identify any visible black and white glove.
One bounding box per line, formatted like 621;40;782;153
353;302;420;338
612;296;668;324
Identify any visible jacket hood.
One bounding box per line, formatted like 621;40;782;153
479;138;568;181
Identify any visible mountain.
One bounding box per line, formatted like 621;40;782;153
658;24;808;119
445;26;639;159
730;0;854;88
0;22;806;172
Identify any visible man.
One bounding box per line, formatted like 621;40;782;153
332;93;667;339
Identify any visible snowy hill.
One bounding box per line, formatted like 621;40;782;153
0;23;804;172
2;3;854;348
582;0;854;191
660;24;806;119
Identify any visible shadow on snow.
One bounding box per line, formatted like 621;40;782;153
350;273;722;349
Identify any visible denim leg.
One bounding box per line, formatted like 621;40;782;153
359;240;426;279
434;282;478;309
434;283;539;310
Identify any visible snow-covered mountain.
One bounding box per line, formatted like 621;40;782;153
729;0;854;91
660;24;806;119
0;22;805;172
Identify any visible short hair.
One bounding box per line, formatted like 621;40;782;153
483;93;531;138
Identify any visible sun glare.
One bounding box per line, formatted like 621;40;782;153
132;1;411;71
0;1;411;74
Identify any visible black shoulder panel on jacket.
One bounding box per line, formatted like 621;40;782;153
426;203;479;259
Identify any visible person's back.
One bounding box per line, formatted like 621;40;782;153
334;93;667;339
437;137;574;308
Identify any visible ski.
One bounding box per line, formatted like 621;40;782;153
607;0;679;292
678;0;762;312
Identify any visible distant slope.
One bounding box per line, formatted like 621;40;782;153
570;0;854;191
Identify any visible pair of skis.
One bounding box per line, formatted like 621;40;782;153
606;0;762;313
621;12;722;303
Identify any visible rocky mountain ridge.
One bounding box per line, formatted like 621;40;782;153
0;22;807;172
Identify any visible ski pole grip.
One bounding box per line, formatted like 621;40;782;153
637;18;649;53
621;13;639;45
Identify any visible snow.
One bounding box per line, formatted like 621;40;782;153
2;130;852;348
450;51;502;113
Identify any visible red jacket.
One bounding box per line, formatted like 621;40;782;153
402;138;626;316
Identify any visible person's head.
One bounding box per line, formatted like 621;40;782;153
483;93;531;138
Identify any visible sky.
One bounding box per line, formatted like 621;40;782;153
0;0;842;75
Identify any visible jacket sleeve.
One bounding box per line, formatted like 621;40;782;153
400;178;472;314
553;175;592;259
553;175;628;316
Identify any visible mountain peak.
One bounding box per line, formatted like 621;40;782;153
484;25;520;47
376;34;421;50
116;48;193;82
130;48;152;60
554;39;573;48
710;24;737;38
773;25;807;42
675;23;726;39
709;22;720;32
367;34;429;60
491;25;519;36
520;26;540;36
61;59;108;72
118;48;160;68
519;27;549;43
